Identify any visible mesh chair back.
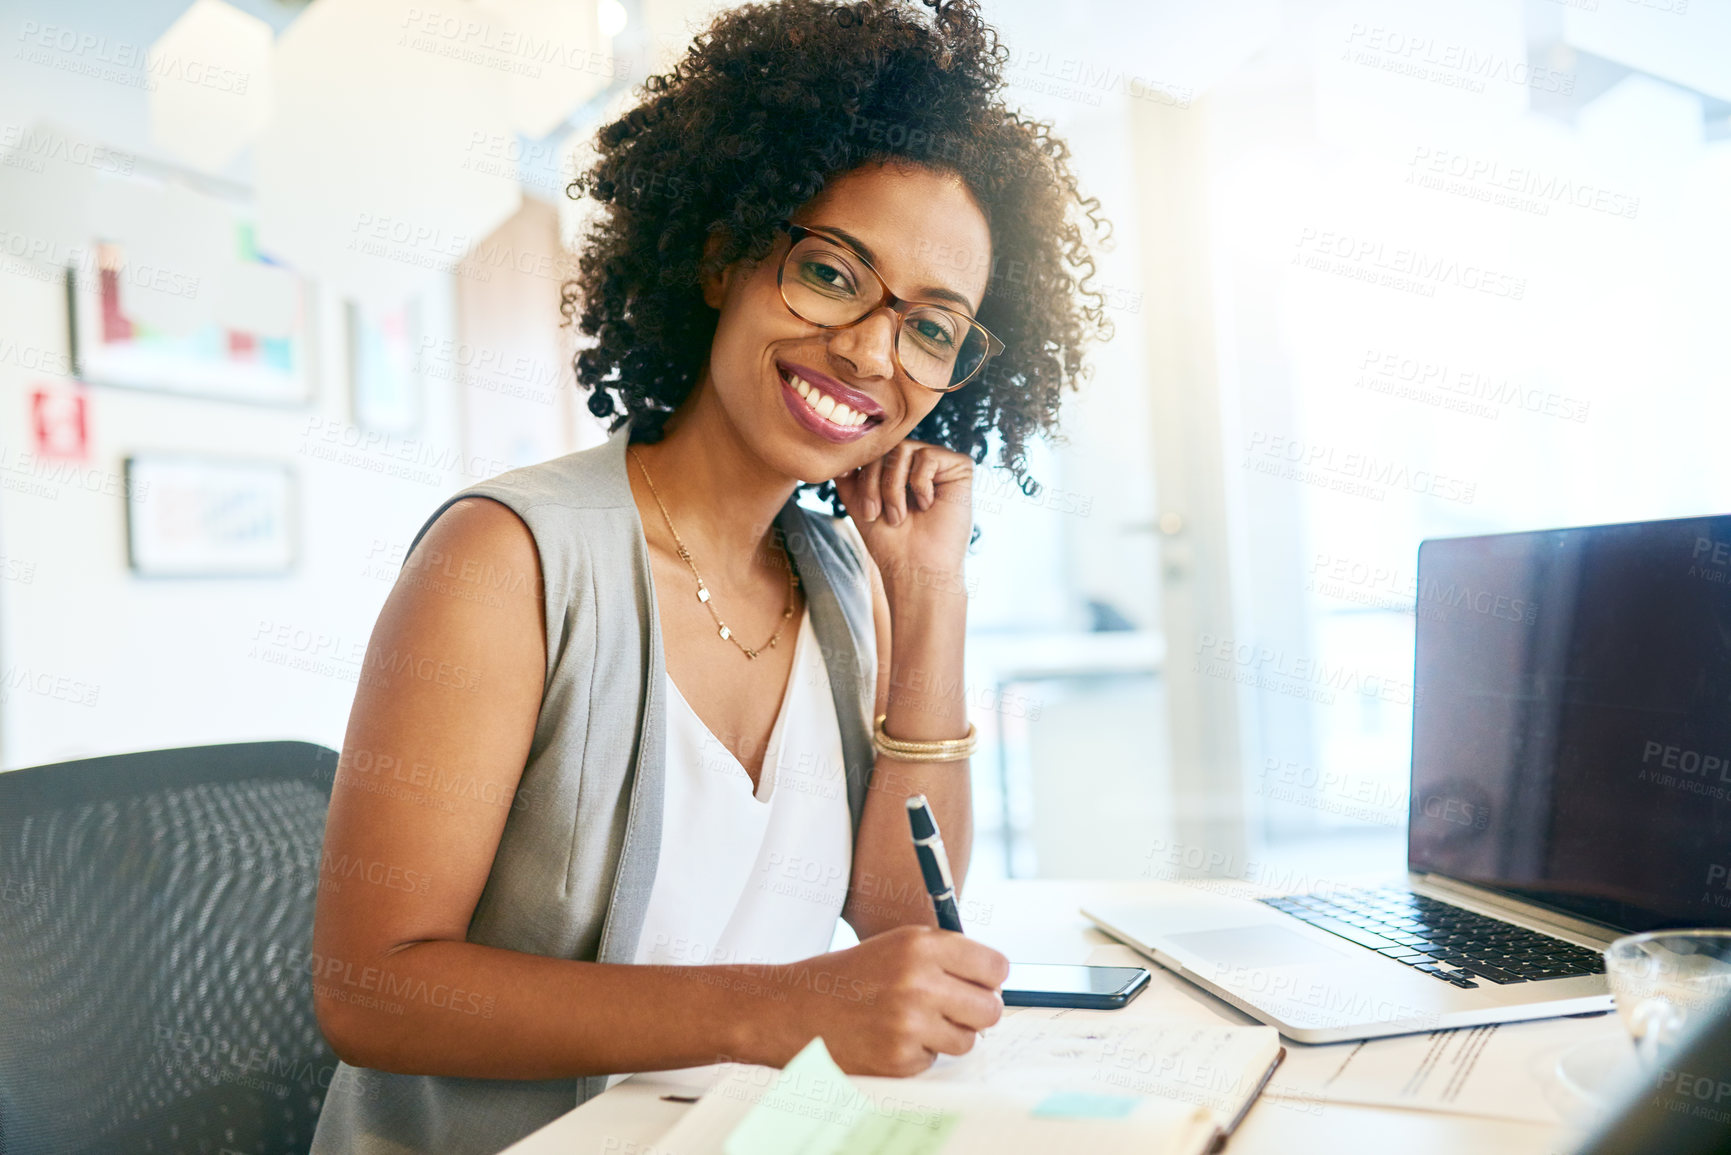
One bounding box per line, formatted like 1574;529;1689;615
0;741;339;1155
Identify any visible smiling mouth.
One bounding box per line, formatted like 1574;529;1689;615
779;366;884;429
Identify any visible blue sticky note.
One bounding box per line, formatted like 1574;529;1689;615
1032;1091;1141;1119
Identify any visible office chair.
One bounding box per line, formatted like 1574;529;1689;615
0;741;339;1155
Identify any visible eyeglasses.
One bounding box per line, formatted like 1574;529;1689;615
774;220;1004;393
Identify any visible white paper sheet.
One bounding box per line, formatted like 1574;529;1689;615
1264;1012;1637;1125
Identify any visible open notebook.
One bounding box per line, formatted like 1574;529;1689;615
651;1010;1283;1155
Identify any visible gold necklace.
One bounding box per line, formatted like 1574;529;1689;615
630;446;799;660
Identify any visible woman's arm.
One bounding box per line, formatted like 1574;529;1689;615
841;543;975;938
313;497;1004;1080
314;497;755;1077
839;446;978;940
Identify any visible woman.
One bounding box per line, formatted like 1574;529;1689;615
309;0;1108;1150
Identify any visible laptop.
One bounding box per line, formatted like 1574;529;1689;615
1084;514;1731;1043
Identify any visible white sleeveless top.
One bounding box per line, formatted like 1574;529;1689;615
629;605;855;972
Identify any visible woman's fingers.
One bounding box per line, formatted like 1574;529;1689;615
854;456;884;521
907;448;943;512
880;444;917;525
846;439;966;525
934;933;1012;991
833;466;861;514
937;974;1005;1033
928;1016;984;1057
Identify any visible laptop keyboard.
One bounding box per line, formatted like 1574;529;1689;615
1260;886;1607;990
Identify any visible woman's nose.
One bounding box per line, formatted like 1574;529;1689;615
827;307;900;380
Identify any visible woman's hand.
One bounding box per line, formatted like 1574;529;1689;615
750;925;1008;1077
834;439;973;602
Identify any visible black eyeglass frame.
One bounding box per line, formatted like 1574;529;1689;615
773;219;1006;393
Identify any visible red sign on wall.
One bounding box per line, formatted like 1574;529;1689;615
31;386;88;460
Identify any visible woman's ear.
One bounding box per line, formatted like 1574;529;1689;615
699;229;732;309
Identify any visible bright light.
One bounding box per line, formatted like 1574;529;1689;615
599;0;628;39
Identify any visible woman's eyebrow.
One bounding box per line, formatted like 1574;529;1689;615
818;224;981;315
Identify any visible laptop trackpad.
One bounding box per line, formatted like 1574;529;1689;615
1165;925;1362;970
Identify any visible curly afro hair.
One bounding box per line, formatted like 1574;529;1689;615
562;0;1112;507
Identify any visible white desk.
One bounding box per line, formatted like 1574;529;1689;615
504;879;1601;1155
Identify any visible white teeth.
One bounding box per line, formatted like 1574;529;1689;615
785;370;872;427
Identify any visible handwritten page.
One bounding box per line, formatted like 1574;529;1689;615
921;1009;1280;1124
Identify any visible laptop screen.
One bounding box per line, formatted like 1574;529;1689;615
1408;515;1731;933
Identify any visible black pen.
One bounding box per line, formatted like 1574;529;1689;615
906;794;964;933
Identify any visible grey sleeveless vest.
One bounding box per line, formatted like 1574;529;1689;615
310;420;878;1155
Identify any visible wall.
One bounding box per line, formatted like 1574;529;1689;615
0;212;478;767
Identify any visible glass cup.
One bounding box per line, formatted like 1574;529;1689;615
1603;929;1731;1067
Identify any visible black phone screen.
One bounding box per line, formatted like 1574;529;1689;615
1001;963;1150;1007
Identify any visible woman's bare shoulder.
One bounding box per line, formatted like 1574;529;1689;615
398;496;544;606
412;496;538;565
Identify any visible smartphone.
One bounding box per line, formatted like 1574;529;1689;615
1000;963;1151;1009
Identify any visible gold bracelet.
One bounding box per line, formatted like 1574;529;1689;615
872;714;977;762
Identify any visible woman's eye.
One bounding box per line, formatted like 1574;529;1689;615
911;317;956;346
802;261;855;294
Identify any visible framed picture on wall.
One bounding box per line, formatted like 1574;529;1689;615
346;297;422;434
124;456;297;578
65;172;315;406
